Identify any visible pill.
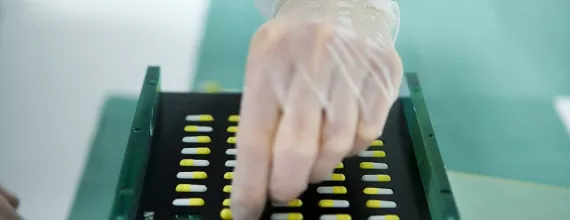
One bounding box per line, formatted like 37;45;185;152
371;140;384;146
172;198;205;206
227;137;236;144
225;160;236;167
223;185;232;193
362;175;391;182
271;213;303;220
273;199;303;207
186;114;214;122
360;162;388;169
320;214;352;220
224;172;234;180
182;136;211;143
181;147;211;155
326;174;346;181
184;125;213;132
358;151;386;158
228;115;240;122
222;199;230;207
220;208;232;220
318;200;349;208
177;172;208;179
336;163;344;169
366;200;397;208
368;215;400;220
179;159;210;167
175;184;207;192
363;187;394;195
317;186;347;194
226;149;236;155
227;126;238;133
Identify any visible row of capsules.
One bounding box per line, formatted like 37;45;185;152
172;114;214;209
359;139;400;220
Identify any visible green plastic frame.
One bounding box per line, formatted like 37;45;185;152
108;67;460;220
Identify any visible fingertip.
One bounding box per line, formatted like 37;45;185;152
230;185;266;220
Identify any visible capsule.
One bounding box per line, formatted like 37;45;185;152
225;160;236;167
320;214;352;220
184;125;213;132
358;151;386;158
370;140;384;147
271;213;303;220
220;208;232;220
224;172;234;180
175;184;207;192
176;172;208;179
326;174;346;181
172;198;205;206
228;115;240;122
186;114;213;122
360;162;388;169
182;136;211;143
181;147;211;155
227;126;238;133
179;159;210;167
336;162;344;169
223;185;232;193
226;148;237;155
222;199;231;207
318;199;349;208
368;215;400;220
227;137;236;144
363;187;393;195
366;200;397;208
362;175;391;182
316;186;347;194
273;199;303;207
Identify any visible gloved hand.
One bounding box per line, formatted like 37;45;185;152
0;185;22;220
231;0;402;219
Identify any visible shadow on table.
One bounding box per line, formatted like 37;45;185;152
67;95;138;220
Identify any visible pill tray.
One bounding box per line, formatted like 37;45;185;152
109;67;460;220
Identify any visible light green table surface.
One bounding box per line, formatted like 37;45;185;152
193;0;570;188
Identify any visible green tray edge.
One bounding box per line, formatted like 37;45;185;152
109;66;161;220
403;73;461;220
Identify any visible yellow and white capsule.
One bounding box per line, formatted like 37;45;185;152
177;171;208;179
220;208;232;220
360;162;388;169
371;140;384;147
224;172;234;180
186;114;214;122
270;213;303;220
222;199;231;207
316;186;347;194
179;159;210;167
362;175;391;182
368;215;400;220
227;126;238;133
225;160;236;167
227;137;236;144
272;199;303;207
358;151;386;158
336;162;344;169
226;148;237;155
172;198;205;206
363;187;394;195
326;174;346;181
320;214;352;220
318;199;350;208
182;136;211;143
223;185;232;193
366;200;397;208
181;147;211;155
184;125;213;132
228;115;240;122
175;184;207;192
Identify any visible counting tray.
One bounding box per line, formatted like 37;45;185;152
109;67;460;220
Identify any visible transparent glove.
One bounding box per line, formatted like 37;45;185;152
231;0;402;219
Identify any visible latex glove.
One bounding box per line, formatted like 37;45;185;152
231;0;402;219
0;185;22;220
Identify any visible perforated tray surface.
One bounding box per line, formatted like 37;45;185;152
136;93;430;220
